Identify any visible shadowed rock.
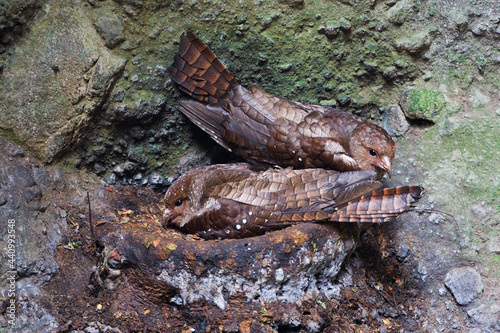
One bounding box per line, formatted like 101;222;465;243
0;0;126;162
96;221;358;309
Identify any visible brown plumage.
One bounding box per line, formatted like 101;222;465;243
169;32;396;178
163;163;423;240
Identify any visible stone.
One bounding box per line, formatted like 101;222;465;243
437;116;459;136
399;87;448;123
94;163;106;175
396;244;411;262
127;146;148;165
0;139;63;298
444;267;483;305
487;238;500;254
395;27;433;54
383;105;409;137
0;0;126;162
468;89;491;108
112;96;165;121
147;172;166;188
95;12;125;49
98;222;357;310
113;0;144;17
382;66;397;81
0;193;7;206
113;164;125;177
319;20;345;38
279;0;304;8
176;152;213;176
470;20;488;36
339;17;351;31
278;63;293;72
467;303;500;331
0;0;44;31
387;0;412;25
337;93;351;106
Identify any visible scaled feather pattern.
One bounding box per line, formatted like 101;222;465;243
169;32;396;179
163;163;423;240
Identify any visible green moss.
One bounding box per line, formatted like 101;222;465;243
74;0;428;179
416;116;499;260
402;88;448;122
485;255;500;278
409;111;499;278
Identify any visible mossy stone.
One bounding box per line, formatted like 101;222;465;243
399;87;447;122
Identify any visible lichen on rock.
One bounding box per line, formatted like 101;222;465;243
0;0;126;163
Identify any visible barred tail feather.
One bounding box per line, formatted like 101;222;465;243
330;186;423;223
169;32;237;103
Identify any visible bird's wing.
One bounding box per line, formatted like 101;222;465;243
181;197;292;240
177;99;230;149
267;111;357;170
208;167;381;219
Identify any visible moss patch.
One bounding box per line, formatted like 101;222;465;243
415;115;499;265
400;88;448;122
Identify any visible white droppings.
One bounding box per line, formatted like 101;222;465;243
264;219;268;223
225;230;230;234
236;224;241;230
248;211;253;216
208;228;212;232
242;218;247;224
298;157;303;162
275;268;285;282
292;150;296;154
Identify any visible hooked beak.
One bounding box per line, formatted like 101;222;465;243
374;156;392;177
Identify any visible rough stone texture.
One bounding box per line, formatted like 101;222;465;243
95;12;125;49
98;222;357;310
0;0;126;162
394;26;434;54
467;302;500;332
0;140;65;331
444;267;484;305
0;0;45;31
383;105;410;137
399;87;448;122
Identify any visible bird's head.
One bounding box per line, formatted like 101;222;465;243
349;123;395;178
163;170;204;228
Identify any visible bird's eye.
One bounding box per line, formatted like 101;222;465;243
368;149;377;157
174;200;183;207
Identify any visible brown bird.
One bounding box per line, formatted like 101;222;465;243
169;32;396;178
163;163;422;240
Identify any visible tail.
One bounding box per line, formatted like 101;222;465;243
330;186;423;223
169;32;238;103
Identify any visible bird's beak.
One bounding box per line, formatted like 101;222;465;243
375;156;392;177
